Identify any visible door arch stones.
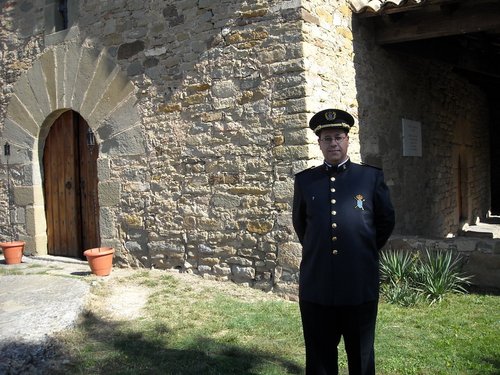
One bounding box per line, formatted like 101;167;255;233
2;42;145;255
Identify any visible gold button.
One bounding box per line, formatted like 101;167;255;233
331;199;336;204
331;210;337;215
330;177;335;182
332;236;337;241
332;250;338;255
332;223;337;228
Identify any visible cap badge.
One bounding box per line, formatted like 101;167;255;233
325;111;336;121
354;194;365;210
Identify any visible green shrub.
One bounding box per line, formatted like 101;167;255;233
414;249;472;305
379;249;417;284
381;279;422;307
379;249;472;306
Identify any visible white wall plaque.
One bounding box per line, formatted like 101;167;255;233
402;119;422;157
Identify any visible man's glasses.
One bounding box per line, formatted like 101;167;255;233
320;136;348;144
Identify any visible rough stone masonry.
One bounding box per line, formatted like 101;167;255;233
0;0;497;296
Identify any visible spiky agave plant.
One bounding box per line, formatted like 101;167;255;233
379;250;417;284
379;250;421;306
414;249;472;305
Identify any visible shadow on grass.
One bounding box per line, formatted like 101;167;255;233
0;310;302;374
0;338;69;375
63;311;303;374
467;285;500;296
479;356;500;374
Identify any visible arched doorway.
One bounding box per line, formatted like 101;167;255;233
43;110;100;258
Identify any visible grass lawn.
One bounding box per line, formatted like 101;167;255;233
376;294;499;374
58;271;499;374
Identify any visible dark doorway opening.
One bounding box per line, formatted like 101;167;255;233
489;94;500;215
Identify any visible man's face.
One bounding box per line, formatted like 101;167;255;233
318;128;349;165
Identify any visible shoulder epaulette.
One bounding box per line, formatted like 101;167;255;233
295;165;317;176
360;162;382;170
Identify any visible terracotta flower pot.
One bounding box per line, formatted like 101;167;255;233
83;247;115;276
0;241;25;265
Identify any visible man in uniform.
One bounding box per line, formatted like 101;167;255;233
292;109;395;375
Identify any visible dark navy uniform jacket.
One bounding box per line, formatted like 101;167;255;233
293;159;395;306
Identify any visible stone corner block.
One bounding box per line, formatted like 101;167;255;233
13;186;35;206
98;181;121;206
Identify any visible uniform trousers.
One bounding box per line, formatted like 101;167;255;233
299;300;378;375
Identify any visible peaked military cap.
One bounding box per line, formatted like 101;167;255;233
309;109;355;134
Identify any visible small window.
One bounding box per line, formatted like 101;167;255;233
55;0;68;32
45;0;76;35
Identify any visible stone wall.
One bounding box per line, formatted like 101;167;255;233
1;0;314;295
0;0;495;294
387;235;500;292
352;20;491;237
301;1;360;163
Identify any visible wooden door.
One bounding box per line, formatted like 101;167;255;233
43;111;100;258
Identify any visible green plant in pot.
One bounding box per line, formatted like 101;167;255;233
0;142;25;265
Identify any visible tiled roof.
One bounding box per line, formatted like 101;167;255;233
349;0;426;13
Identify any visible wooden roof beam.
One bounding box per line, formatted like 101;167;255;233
374;2;500;44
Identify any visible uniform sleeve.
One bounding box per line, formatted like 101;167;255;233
292;176;306;245
374;171;395;250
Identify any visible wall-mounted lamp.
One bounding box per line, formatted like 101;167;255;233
86;128;96;155
86;128;96;150
4;142;10;157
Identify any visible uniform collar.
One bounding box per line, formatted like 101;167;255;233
324;158;350;174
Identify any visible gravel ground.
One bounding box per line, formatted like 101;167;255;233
0;275;90;374
0;256;119;374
